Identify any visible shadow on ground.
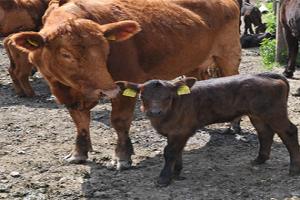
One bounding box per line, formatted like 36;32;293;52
81;129;300;200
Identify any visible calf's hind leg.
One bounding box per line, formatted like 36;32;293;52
268;118;300;175
249;117;275;165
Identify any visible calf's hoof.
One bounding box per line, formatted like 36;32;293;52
156;177;172;187
283;70;294;78
64;152;88;164
107;159;132;170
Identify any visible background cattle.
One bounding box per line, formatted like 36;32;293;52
281;0;300;81
10;0;241;169
240;32;274;48
0;0;50;36
3;0;67;97
241;1;266;35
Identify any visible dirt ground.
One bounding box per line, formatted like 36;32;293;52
1;39;300;199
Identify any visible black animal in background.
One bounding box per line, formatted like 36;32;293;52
242;2;266;35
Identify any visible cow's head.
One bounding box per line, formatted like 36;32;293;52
0;1;36;36
11;19;141;101
116;77;197;118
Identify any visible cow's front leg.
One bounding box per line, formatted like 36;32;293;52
64;108;93;163
110;95;137;170
283;27;298;79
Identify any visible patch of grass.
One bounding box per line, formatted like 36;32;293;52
259;38;276;69
259;2;277;69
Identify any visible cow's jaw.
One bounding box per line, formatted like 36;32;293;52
89;86;120;100
101;87;120;99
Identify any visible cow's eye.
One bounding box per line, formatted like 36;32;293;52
59;49;74;60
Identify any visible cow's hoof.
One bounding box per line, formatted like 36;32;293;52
251;155;268;165
292;88;300;97
283;70;294;78
107;159;132;170
156;177;172;187
173;175;186;181
64;153;87;164
289;165;300;176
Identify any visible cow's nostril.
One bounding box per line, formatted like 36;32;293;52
147;110;162;117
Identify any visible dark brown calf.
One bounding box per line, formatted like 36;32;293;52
117;73;300;186
281;0;300;79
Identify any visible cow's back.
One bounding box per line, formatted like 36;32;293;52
41;0;240;81
65;0;240;79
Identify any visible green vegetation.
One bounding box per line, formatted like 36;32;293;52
259;38;277;69
259;2;277;69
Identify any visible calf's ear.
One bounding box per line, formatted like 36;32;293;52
115;81;140;98
183;77;197;88
174;77;197;96
11;32;45;52
102;20;141;42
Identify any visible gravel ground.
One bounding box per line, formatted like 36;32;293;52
1;37;300;200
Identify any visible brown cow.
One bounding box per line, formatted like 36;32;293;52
0;0;50;36
4;0;69;97
281;0;300;80
10;0;241;169
117;73;300;186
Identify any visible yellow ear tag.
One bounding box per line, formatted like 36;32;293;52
27;39;39;47
106;35;116;41
177;85;191;96
122;88;137;97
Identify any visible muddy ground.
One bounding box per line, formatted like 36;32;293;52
1;41;300;199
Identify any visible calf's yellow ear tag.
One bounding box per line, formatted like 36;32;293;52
122;88;137;97
177;85;190;96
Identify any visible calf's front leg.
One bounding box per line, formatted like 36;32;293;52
158;135;189;187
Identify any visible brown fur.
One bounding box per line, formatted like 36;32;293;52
0;0;50;36
118;73;300;186
11;0;241;168
4;0;70;97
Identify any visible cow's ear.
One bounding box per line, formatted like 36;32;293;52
115;81;140;98
102;20;141;42
11;32;45;52
174;77;197;96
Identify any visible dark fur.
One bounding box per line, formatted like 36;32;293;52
240;32;274;48
281;0;300;78
241;2;266;35
124;73;300;186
